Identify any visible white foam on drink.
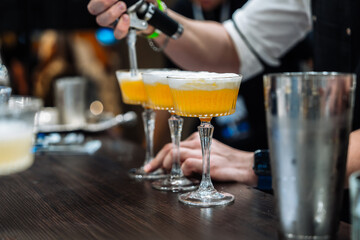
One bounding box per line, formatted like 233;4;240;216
116;69;178;82
115;71;142;82
142;70;180;85
168;71;242;90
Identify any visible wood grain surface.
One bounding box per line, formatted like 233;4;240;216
0;133;350;240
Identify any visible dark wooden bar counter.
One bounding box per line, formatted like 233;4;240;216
0;132;350;240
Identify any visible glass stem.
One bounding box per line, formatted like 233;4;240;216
168;114;184;178
198;119;215;192
142;108;156;166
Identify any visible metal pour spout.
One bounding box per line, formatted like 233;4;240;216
127;28;138;77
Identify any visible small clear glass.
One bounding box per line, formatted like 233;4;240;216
168;72;242;206
0;96;43;175
55;77;86;126
143;70;198;192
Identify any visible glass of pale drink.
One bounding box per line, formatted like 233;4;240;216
0;96;43;175
168;72;242;207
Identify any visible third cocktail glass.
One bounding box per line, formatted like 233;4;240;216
168;72;242;207
143;70;198;192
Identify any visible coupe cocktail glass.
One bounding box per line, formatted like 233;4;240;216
168;72;242;207
143;70;198;192
116;70;167;180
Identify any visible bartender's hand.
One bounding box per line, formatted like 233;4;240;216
87;0;155;39
144;132;258;186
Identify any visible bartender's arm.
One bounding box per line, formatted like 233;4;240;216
87;0;312;78
87;0;239;73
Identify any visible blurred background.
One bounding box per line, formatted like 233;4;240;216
0;0;313;152
0;0;176;149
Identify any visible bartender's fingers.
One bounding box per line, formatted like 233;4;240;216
180;137;201;150
185;132;200;141
161;151;173;171
181;158;202;176
113;14;130;39
178;148;202;163
94;1;127;27
88;0;119;16
144;143;172;172
181;157;248;183
161;147;202;170
144;145;202;173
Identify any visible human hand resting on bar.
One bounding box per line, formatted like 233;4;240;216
144;132;258;186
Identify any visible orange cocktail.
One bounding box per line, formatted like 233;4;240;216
116;71;147;105
143;70;175;110
169;73;240;119
144;83;173;110
168;72;242;207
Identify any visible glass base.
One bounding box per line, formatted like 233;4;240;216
152;176;199;192
280;233;332;240
128;167;168;180
178;188;234;207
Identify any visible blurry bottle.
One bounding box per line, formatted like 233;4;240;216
0;54;10;86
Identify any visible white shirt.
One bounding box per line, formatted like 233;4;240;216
223;0;312;80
